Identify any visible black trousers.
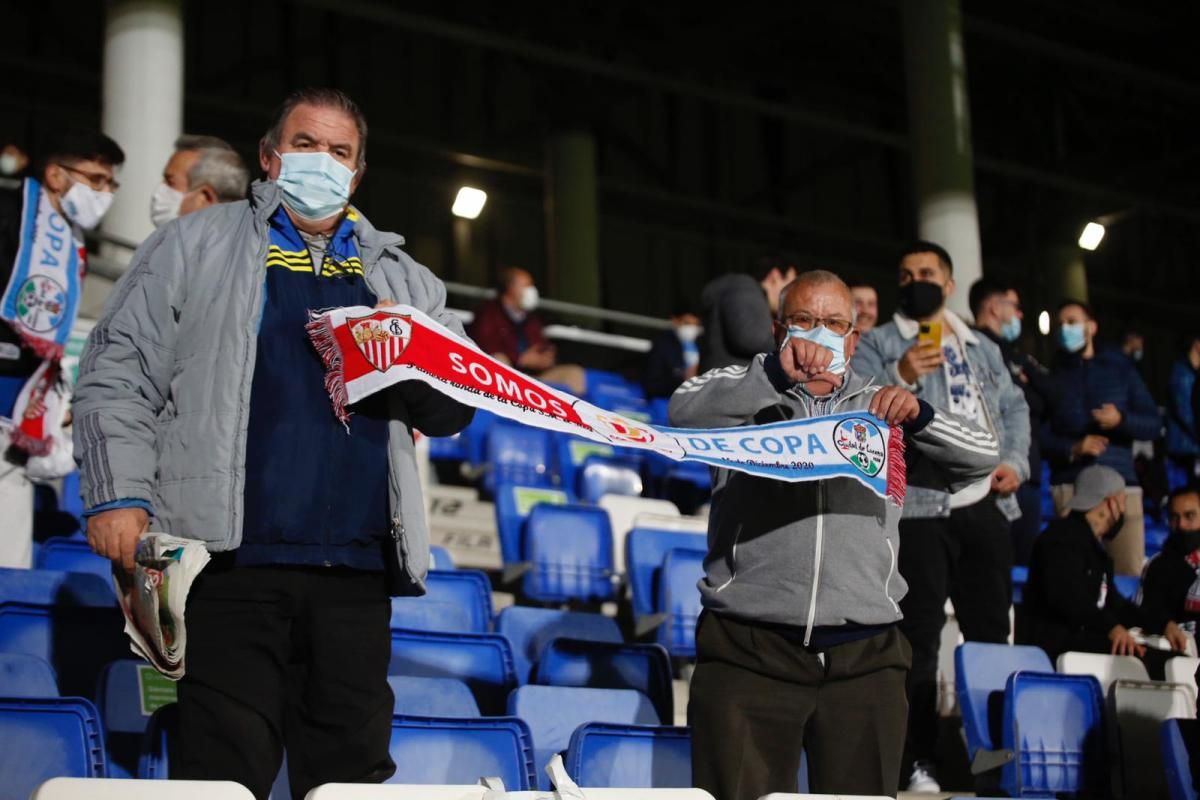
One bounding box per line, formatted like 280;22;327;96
1011;482;1042;567
174;558;396;800
689;612;911;800
898;495;1012;768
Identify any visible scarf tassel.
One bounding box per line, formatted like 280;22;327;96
305;314;351;430
886;424;907;507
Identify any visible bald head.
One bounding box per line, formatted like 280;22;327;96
778;270;855;323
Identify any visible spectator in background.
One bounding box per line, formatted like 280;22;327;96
150;134;250;227
1167;333;1200;489
1139;487;1200;642
0;129;124;569
848;277;879;334
1022;466;1187;665
970;278;1057;565
469;266;585;395
643;305;701;399
851;242;1029;794
1122;329;1146;365
1041;300;1162;576
699;258;796;371
0;143;30;190
672;270;1000;800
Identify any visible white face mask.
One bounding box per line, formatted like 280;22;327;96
519;285;540;312
149;182;185;228
61;180;114;230
676;323;701;344
0;153;19;176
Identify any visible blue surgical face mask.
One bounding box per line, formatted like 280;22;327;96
1059;322;1087;353
1000;316;1022;343
274;150;356;222
780;325;848;375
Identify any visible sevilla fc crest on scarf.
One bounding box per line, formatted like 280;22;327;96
350;313;412;372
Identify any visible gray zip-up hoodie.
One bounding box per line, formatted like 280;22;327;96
668;353;1000;638
72;181;473;595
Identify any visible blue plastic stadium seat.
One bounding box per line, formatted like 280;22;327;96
390;569;493;634
0;601;128;697
665;462;711;491
1147;522;1171;559
1162;718;1199;800
495;606;623;685
0;697;106;796
534;638;674;723
648;398;670;427
35;538;115;584
1001;671;1106;797
522;505;616;603
388;715;537;789
507;685;659;790
657;548;706;658
1114;574;1140;601
486;421;555;492
579;456;644;504
494;483;571;566
137;702;176;779
430;546;455;571
97;660;177;779
0;652;58;698
59;471;86;522
0;567;116;607
585;370;643;405
625;529;707;624
388;676;480;717
389;629;517;715
1011;566;1029;606
955;643;1052;772
555;437;617;501
566;723;691;788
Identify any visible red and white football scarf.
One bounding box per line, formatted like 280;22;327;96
1184;550;1200;614
307;304;907;504
10;359;71;464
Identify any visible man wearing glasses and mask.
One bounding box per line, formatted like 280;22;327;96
0;129;125;569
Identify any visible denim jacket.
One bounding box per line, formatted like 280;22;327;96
851;309;1030;519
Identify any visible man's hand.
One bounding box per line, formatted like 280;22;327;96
1108;624;1147;657
1165;621;1192;653
517;344;556;372
896;342;944;385
1072;434;1109;460
992;464;1021;495
779;337;834;384
869;386;921;426
1092;403;1123;430
87;507;150;574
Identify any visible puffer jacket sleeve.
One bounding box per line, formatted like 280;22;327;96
72;226;185;509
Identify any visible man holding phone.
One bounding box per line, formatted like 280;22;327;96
851;241;1030;793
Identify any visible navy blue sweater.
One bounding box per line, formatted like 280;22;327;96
1040;345;1162;485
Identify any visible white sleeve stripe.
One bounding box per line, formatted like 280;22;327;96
929;419;999;449
932;414;996;441
927;420;1000;455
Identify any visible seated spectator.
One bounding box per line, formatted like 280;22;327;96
0;142;29;189
699;258;796;371
1023;465;1183;664
642;306;700;399
469;267;585;394
150;134;250;227
1139;487;1200;643
1167;333;1200;487
1122;329;1146;366
848;277;879;333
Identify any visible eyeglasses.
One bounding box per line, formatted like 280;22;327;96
782;311;854;337
58;163;119;192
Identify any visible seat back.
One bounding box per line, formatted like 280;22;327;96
657;548;706;658
388;676;480;717
557;437;618;502
31;777;256;799
1056;651;1149;693
566;723;691;788
955;642;1052;759
522;505;615;603
494;483;570;566
626;529;706;621
495;606;622;685
597;496;679;575
1167;656;1200;705
0;602;128;697
1001;671;1106;797
507;685;660;790
534;639;674;723
0;567;116;607
390;570;493;634
1161;718;1200;800
137;703;177;779
429;546;455;571
0;697;106;797
579;457;644;504
35;539;115;584
1113;574;1140;601
389;629;517;715
486;422;555;491
0;652;58;698
1112;680;1196;798
1011;565;1029;606
97;660;178;779
387;715;537;790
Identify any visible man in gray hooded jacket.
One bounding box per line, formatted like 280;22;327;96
74;89;473;800
671;270;999;800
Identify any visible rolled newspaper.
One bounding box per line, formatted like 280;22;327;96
114;533;210;680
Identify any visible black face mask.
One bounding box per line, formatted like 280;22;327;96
898;280;945;319
1177;530;1200;553
1103;514;1125;542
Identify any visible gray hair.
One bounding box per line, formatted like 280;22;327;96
778;269;857;324
260;87;368;169
187;147;250;202
174;134;234;153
